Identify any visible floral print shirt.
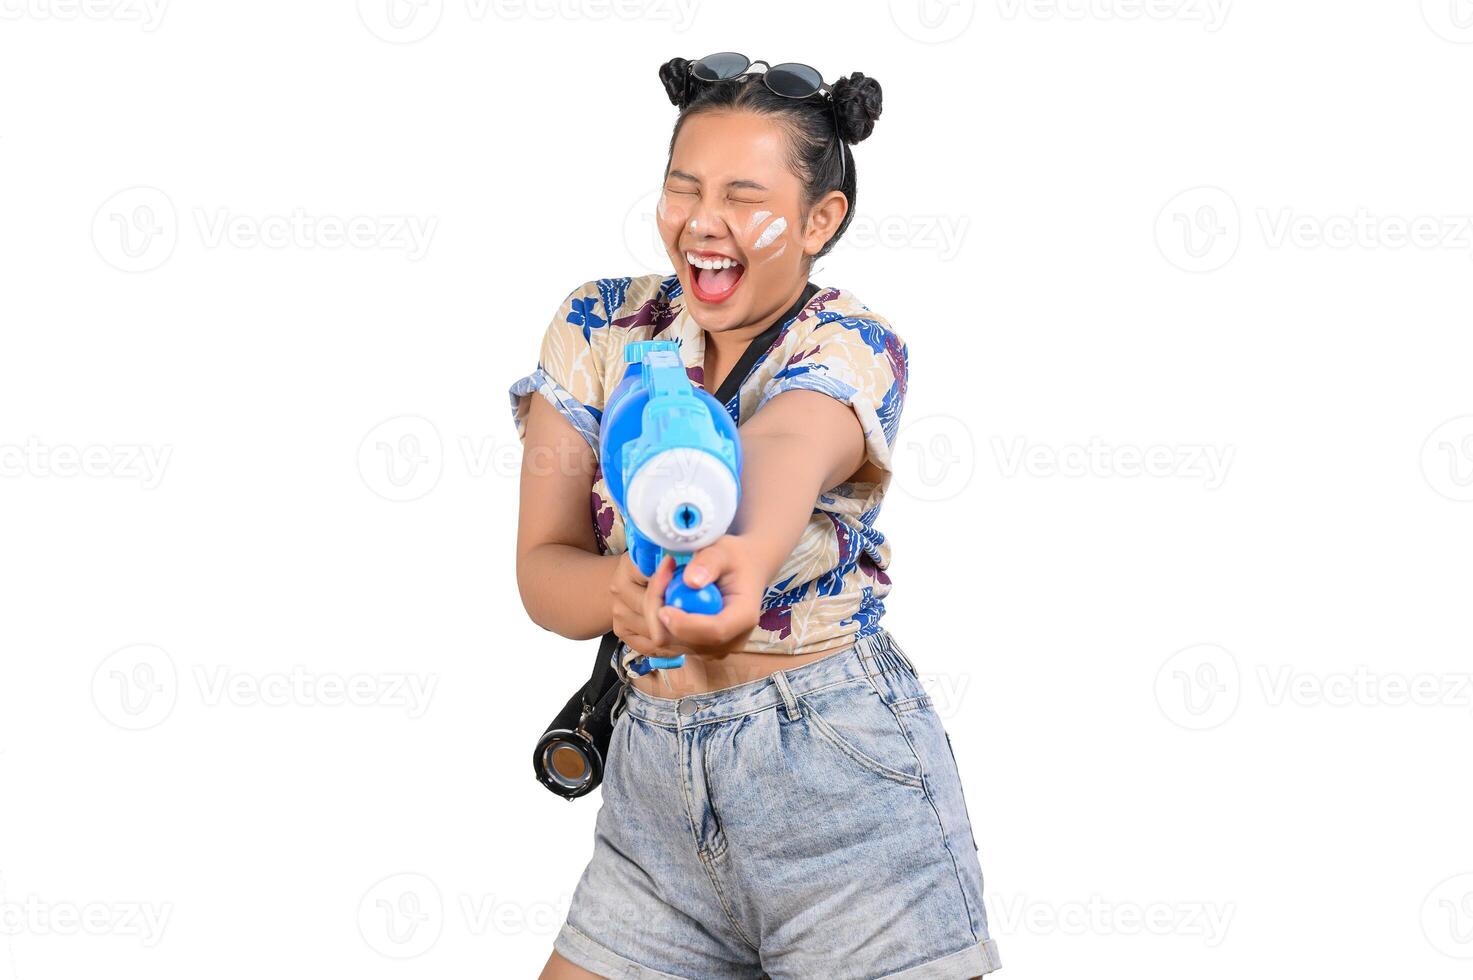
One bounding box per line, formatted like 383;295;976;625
509;273;908;679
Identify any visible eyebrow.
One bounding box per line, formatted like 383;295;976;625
667;170;769;192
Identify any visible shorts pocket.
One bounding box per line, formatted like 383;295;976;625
796;679;925;789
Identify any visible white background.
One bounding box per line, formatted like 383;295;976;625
2;1;1471;977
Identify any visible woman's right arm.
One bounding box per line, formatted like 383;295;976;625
515;394;622;640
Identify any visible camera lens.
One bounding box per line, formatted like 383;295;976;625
534;729;603;799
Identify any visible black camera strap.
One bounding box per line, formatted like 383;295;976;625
710;280;819;407
580;630;624;731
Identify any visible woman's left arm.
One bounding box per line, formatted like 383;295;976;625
642;387;866;654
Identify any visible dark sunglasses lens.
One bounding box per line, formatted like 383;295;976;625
765;63;822;98
692;51;750;81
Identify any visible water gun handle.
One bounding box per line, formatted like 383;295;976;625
664;556;723;615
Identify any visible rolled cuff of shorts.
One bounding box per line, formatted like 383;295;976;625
885;936;1003;979
554;920;689;980
508;367;600;453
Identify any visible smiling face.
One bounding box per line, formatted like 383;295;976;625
657;109;844;334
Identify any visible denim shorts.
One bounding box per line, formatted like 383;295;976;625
553;629;1002;979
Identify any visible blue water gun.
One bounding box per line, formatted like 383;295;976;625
599;340;742;675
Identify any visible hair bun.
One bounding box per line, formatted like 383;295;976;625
830;72;883;144
658;57;691;107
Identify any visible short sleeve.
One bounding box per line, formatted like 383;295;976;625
756;315;908;473
508;282;609;451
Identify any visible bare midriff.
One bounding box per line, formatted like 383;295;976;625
629;638;854;700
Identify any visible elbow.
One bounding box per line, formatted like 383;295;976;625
528;611;605;643
516;558;604;642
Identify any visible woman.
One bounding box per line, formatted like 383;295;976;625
511;53;1002;980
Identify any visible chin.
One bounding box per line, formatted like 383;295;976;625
688;298;748;332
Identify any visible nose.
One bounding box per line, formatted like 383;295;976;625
686;195;733;242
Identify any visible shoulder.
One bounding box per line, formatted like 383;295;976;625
785;285;904;351
541;273;684;404
777;285;907;381
753;286;910;465
554;273;682;336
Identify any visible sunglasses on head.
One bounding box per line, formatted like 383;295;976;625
681;51;846;185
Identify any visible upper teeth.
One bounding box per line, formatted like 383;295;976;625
686;251;739;270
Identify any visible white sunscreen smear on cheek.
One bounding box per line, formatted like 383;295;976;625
753;215;787;250
761;243;788;264
746;210;771;233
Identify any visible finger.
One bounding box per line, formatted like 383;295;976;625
658;603;751;648
625;550;649;585
618;604;648;633
645;554;676;646
620;633;657;657
613;580;646;610
610;574;635;611
681;542;729;590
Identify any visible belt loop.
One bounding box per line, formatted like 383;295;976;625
611;682;629;722
858;632;884;679
610;641;633;687
885;632;919;678
770;669;802;722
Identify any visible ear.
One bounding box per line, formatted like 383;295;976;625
801;189;849;258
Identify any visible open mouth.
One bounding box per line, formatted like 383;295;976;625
685;250;746;304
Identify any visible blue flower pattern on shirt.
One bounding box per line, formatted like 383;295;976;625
566;296;605;343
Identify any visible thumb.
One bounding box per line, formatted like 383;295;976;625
681;542;729;590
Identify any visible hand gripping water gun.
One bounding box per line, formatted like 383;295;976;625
599;340;742;675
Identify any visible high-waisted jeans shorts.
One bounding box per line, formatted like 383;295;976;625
553;629;1003;979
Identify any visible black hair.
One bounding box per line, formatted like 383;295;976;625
657;57;883;261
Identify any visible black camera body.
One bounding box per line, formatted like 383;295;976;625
533;632;625;800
